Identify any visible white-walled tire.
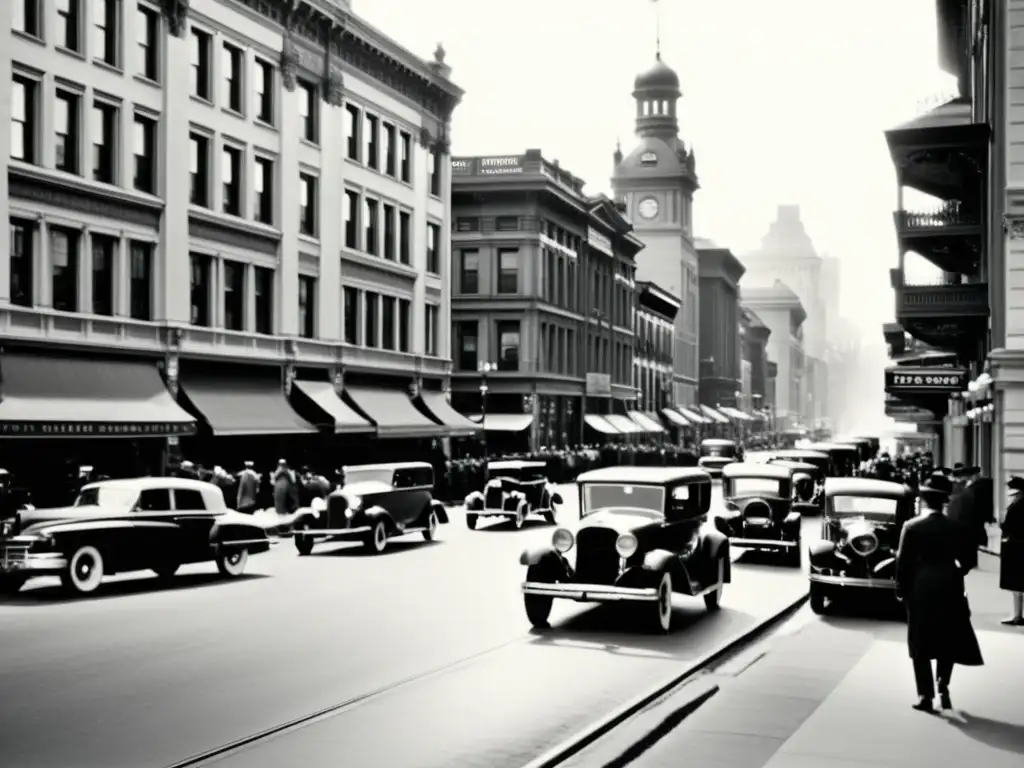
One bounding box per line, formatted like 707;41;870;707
512;502;526;530
650;572;673;633
364;520;388;554
62;545;105;594
216;548;248;577
423;510;439;542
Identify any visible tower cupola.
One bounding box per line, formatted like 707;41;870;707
633;53;681;139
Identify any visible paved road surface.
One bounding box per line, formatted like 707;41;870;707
1;486;812;768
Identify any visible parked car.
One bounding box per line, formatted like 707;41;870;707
807;478;914;614
292;461;448;555
697;438;741;478
718;463;802;566
463;460;563;530
0;478;272;596
804;443;861;477
768;459;825;515
519;466;730;633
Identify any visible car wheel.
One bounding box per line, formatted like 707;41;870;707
423;510;439;542
466;513;478;530
62;545;105;595
704;559;725;611
650;571;674;632
0;575;26;595
364;520;388;554
152;562;180;581
294;524;315;556
524;594;553;628
810;582;828;615
216;548;249;577
512;502;526;530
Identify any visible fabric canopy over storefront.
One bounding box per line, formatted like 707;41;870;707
345;386;445;439
469;413;533;432
679;407;710;424
720;406;753;421
419;391;481;437
700;405;731;424
661;408;692;427
584;414;619;435
292;380;373;434
0;354;197;438
179;373;317;436
628;411;665;433
605;414;644;434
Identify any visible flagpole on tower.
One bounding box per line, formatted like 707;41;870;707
652;0;661;57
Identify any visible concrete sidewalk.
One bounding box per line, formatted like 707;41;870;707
632;555;1024;768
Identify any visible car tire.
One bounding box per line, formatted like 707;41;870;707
423;510;439;542
152;562;180;581
216;548;249;577
62;545;105;595
466;513;478;530
703;559;725;611
294;524;315;556
512;502;526;530
0;575;26;595
524;594;553;628
650;571;674;633
363;519;388;554
810;582;828;615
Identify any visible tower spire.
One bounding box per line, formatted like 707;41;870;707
652;0;661;57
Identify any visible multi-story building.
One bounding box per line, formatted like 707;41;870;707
449;150;643;450
634;281;680;413
611;53;700;408
1;0;464;483
740;305;772;418
695;239;744;411
741;282;806;432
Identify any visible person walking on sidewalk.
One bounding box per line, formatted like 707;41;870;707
236;461;260;515
999;476;1024;626
895;472;984;713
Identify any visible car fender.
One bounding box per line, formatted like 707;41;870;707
429;499;449;524
519;545;569;577
642;548;677;573
364;505;395;532
808;539;836;561
783;511;802;528
703;531;732;583
210;518;270;544
464;490;484;510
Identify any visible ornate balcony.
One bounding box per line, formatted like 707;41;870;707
893;203;982;274
890;269;988;355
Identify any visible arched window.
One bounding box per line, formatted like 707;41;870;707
642;101;650;116
662;100;669;114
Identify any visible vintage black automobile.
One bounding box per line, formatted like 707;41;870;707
519;466;730;633
0;478;272;596
771;449;833;479
804;443;860;477
697;438;741;478
768;459;825;515
836;437;875;465
292;461;448;555
718;463;802;566
463;460;563;530
807;478;914;614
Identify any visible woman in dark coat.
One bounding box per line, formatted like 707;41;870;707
1000;476;1024;626
895;473;983;713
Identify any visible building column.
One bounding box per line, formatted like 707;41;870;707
114;236;130;316
0;7;11;303
317;62;343;341
35;218;51;308
213;257;225;328
244;263;256;331
79;229;93;314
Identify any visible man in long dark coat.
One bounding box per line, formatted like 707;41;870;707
896;472;984;712
1000;476;1024;626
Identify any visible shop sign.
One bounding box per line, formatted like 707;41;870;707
480;156;524;175
884;366;967;394
0;421;198;437
586;372;612;397
451;157;475;175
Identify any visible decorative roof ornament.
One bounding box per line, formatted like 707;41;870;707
434;43;447;65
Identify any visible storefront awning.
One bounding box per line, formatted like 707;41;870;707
720;406;753;421
469;413;533;432
584;414;620;435
419;391;481;437
0;354;197;438
661;407;692;427
700;405;731;424
293;380;373;434
628;411;665;433
605;414;644;434
180;374;317;436
345;386;445;439
679;407;710;424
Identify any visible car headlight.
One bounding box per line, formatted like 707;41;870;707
1;520;12;537
347;494;362;512
615;533;638;559
552;527;574;553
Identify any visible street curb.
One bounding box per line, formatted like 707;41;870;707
518;591;810;768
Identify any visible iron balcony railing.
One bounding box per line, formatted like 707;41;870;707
895;204;980;230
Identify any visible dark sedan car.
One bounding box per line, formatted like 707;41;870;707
292;461;449;555
519;466;730;633
768;459;825;515
718;463;802;566
463;460;563;530
697;439;741;478
0;478;272;596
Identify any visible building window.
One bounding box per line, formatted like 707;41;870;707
129;241;152;320
56;0;81;52
496;216;518;231
136;4;159;81
398;211;410;265
222;144;242;216
298;80;318;143
10;220;34;307
54;90;80;174
459;250;479;294
398;299;410;352
457;321;478;371
343;286;358;344
11;76;38;164
364;113;379;170
399;131;411;182
425;304;439;356
254;266;273;335
189;253;211;326
190;28;211;100
298;275;316;339
381;295;395;350
344;189;359;249
92;100;118;184
497;321;520;371
222;42;243;113
382;204;396;260
426;222;440;274
364;198;379;255
364;291;378;348
428;150;441;196
456;217;479;232
91;234;115;316
345;103;360;161
51;229;79;313
12;0;41;37
253;156;274;225
93;0;119;67
189;132;209;207
299;173;317;236
133;113;156;193
497;249;519;294
383;123;396;176
223;261;244;331
255;59;274;124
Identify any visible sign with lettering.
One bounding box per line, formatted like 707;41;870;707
0;421;198;437
451;158;474;175
586;373;612;398
479;156;523;175
587;227;613;256
640;151;658;165
884;366;968;394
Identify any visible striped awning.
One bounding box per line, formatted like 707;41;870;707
661;408;692;427
628;411;665;433
700;405;731;424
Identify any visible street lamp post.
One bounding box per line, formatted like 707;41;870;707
479;361;497;471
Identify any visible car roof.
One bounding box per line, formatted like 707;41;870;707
769;460;819;472
722;462;791;480
81;477;217;493
700;438;735;446
488;460;546;470
576;466;711;485
807;443;859;452
773;449;829;459
824;478;909;498
837;437;872;445
343;461;432;472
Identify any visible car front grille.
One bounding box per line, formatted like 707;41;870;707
325;495;350;529
0;546;28;568
484;487;504;509
575;528;621;584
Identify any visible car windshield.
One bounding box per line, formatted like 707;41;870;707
831;495;898;517
730;477;781;496
583;483;665;517
702;444;735;457
344;468;395;486
74;486;140;509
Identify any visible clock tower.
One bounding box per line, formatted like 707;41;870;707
612;52;701;407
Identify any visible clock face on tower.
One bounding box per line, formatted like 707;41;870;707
638;197;660;220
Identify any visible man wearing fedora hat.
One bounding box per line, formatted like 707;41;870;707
896;472;984;712
947;464;993;572
1000;476;1024;626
